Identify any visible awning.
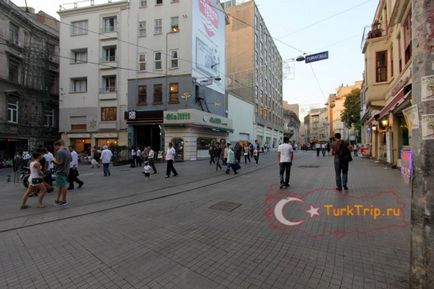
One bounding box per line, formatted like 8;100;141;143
379;84;411;118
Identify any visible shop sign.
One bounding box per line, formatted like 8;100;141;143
210;117;222;124
166;112;191;121
400;149;412;184
421;75;434;102
421;114;434;140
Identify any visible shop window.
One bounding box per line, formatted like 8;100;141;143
101;107;117;121
197;138;217;151
96;138;118;147
153;84;163;104
138;85;147;105
169;83;179;104
376;51;387;82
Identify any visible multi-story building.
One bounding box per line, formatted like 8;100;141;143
59;0;232;160
327;81;362;141
224;0;284;148
58;0;130;154
304;108;327;144
282;101;300;143
361;0;412;166
0;0;59;160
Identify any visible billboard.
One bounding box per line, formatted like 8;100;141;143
192;0;226;94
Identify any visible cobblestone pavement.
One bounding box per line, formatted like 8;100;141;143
0;151;410;289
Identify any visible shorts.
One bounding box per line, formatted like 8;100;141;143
31;178;43;185
55;173;68;188
144;172;150;177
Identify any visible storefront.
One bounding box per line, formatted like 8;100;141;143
66;132;124;154
163;109;233;161
125;111;164;152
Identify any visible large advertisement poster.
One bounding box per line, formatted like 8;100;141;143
192;0;226;94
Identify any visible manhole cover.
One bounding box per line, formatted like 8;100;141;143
298;165;320;168
209;201;242;212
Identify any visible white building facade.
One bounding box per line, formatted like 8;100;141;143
227;93;254;144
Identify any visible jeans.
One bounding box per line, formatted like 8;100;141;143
334;159;348;188
279;162;292;186
103;163;110;176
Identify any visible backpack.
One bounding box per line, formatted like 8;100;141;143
339;140;353;162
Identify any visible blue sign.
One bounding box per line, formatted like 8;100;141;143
305;51;329;63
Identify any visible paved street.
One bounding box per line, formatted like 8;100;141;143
0;152;410;289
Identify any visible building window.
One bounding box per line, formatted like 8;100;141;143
403;11;412;64
71;124;86;131
154;19;162;35
156;0;163;5
375;51;387;82
102;75;116;93
8;100;18;123
390;46;394;78
139;54;146;71
102;46;116;62
153;84;163;104
8;58;20;83
71;49;87;64
103;16;117;33
140;0;147;7
170;50;178;69
138;21;146;37
44;109;54;127
71;78;87;93
169;83;179;104
71;20;88;35
101;107;117;121
138;85;147;105
154;52;162;70
9;23;19;45
171;16;179;32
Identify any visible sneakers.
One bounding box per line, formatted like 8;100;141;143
343;185;349;191
54;200;68;207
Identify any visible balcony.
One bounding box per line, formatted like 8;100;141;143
99;88;117;100
361;22;385;52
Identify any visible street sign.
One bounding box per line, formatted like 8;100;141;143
305;51;329;63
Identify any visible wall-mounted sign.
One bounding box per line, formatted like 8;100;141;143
166;112;191;121
421;75;434;102
305;51;329;63
164;109;232;132
421;114;434;140
402;105;419;130
128;111;136;120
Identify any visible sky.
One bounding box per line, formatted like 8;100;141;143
11;0;378;118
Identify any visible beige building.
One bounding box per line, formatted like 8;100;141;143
224;0;284;148
361;0;412;166
304;108;327;144
327;81;362;141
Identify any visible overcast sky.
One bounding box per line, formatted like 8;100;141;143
11;0;377;118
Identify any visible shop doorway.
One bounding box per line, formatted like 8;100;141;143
72;138;91;154
136;125;162;151
171;138;184;161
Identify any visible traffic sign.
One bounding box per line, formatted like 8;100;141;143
305;51;329;63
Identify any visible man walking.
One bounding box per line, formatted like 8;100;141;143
315;142;321;157
52;139;71;206
278;137;294;189
165;142;178;178
147;146;157;174
253;140;260;164
331;133;353;191
101;145;113;176
68;146;84;190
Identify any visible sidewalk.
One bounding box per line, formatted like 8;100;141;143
0;151;410;289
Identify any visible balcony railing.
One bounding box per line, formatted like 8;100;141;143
361;22;384;50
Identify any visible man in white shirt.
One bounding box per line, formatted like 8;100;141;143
147;146;157;174
101;145;113;176
277;137;294;189
165;142;178;178
68;146;84;190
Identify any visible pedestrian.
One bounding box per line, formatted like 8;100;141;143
52;139;72;206
326;142;331;155
225;143;238;175
147;146;157;174
331;133;353;191
214;143;222;171
68;146;84;190
101;145;113;176
315;142;321;157
92;146;101;168
165;142;178;178
130;147;136;167
278;137;294;189
20;152;47;209
253;140;260;164
243;144;251;164
142;161;152;180
209;145;215;164
136;147;143;167
321;143;326;157
42;148;54;187
223;143;228;165
235;142;242;164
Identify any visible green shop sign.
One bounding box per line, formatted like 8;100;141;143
210;117;222;124
166;112;191;121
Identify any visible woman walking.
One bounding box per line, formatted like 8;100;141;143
20;152;47;209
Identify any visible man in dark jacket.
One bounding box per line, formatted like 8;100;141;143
331;133;353;191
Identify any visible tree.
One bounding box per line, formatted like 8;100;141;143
340;88;361;140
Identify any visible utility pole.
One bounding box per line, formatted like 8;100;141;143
410;0;434;288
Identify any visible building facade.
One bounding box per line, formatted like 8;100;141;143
361;0;412;167
0;0;59;161
228;93;254;144
304;108;327;144
58;1;130;154
282;101;300;144
224;0;284;148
